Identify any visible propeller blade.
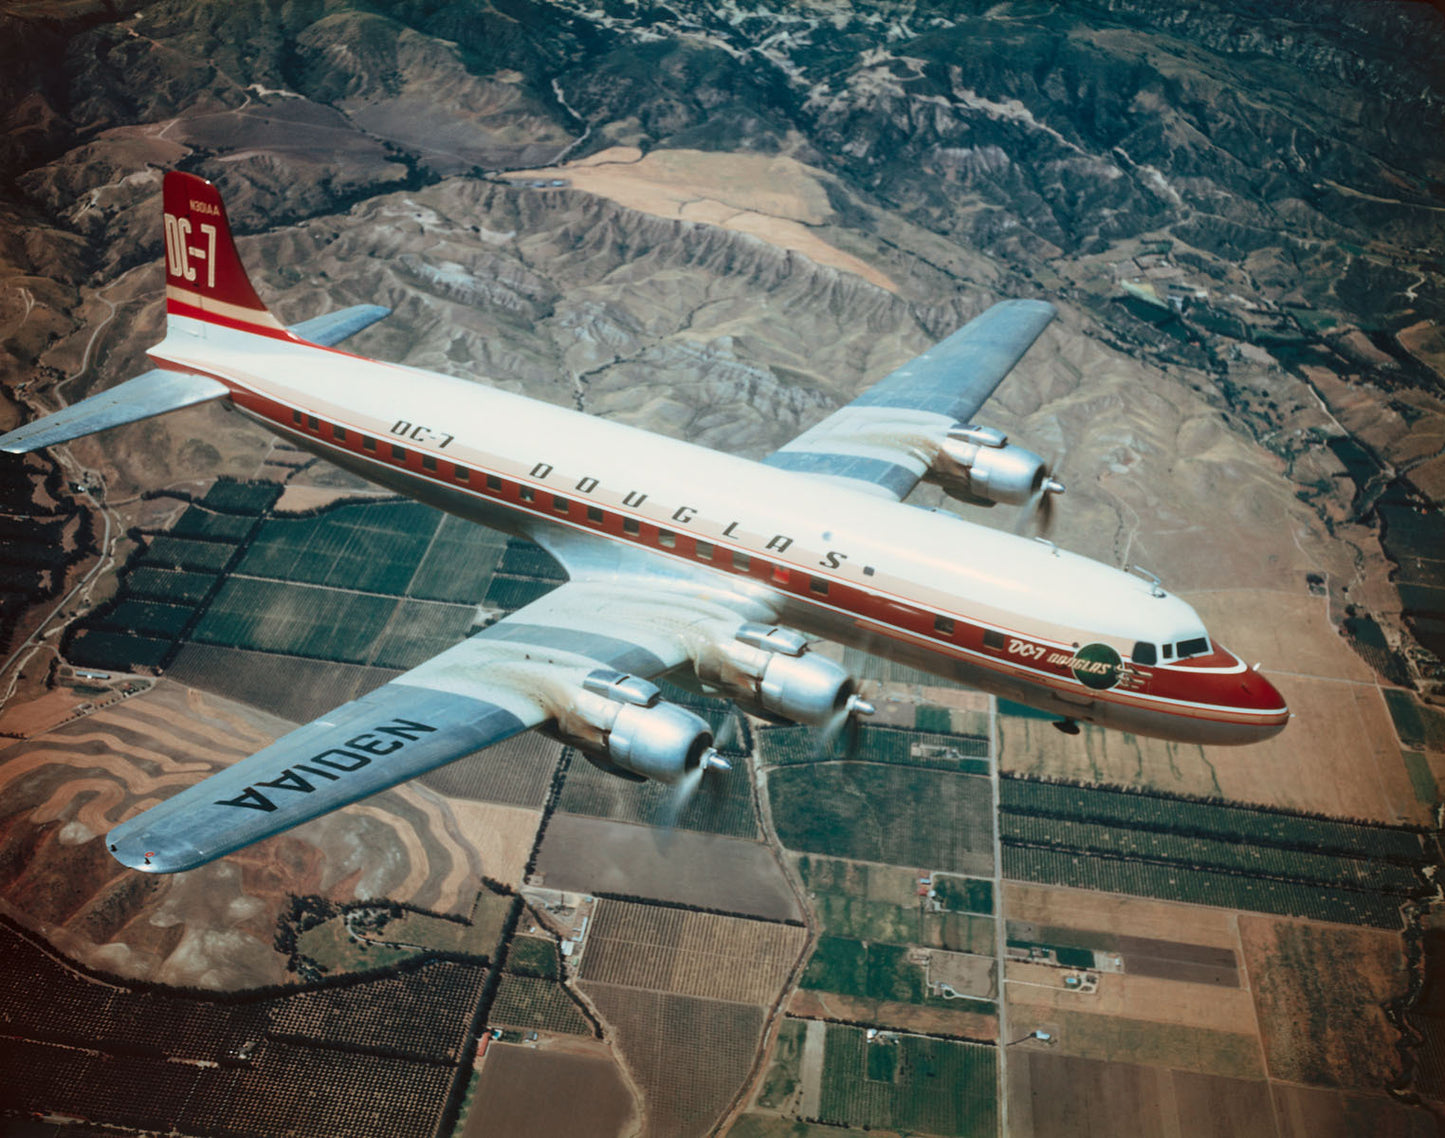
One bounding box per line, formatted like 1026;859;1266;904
812;692;875;761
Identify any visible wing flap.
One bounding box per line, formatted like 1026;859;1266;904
0;369;229;454
763;299;1057;500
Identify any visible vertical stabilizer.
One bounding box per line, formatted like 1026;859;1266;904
162;171;289;337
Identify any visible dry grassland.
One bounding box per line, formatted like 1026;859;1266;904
579;899;805;1005
786;988;999;1042
436;800;540;889
1270;1083;1438;1138
1239;915;1409;1089
1006;962;1258;1037
1004;882;1239;950
1007;1052;1277;1138
507;147;898;292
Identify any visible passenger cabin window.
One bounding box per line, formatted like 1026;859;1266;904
519;485;534;503
771;565;789;585
390;443;406;461
292;409;302;425
733;551;751;572
809;577;828;596
623;517;640;536
307;414;319;431
453;464;468;482
983;629;1006;650
1176;636;1209;659
485;474;501;492
363;436;376;452
659;529;676;548
423;454;437;472
586;506;603;524
696;541;714;562
553;494;568;513
934;616;956;637
1132;641;1157;666
333;425;346;441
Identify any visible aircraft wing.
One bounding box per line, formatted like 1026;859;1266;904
762;299;1057;500
106;576;757;873
0;305;390;455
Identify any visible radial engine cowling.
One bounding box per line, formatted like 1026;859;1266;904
555;669;720;784
699;623;866;727
932;424;1050;508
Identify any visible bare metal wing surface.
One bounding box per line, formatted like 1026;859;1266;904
105;577;768;872
762;299;1058;501
0;305;390;456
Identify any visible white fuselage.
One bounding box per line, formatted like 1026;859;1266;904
150;316;1288;744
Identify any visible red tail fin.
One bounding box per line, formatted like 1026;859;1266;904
162;171;288;336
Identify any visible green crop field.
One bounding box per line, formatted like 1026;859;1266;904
489;974;591;1036
755;1018;806;1111
483;576;559;612
816;1024;996;1137
192;578;397;663
237;499;438;594
200;478;280;514
92;600;195;639
139;536;237;574
798;938;938;1006
758;724;988;772
496;540;566;580
933;874;994;915
123;567;217;605
67;630;172;671
505;936;560;980
406;515;507;603
999;775;1429;862
1002;814;1421;896
170;505;255;542
769;764;994;874
368;599;476;670
557;748;758;838
1002;844;1408;929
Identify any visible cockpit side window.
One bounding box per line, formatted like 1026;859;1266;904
1132;641;1157;666
1162;643;1174;659
1176;636;1210;659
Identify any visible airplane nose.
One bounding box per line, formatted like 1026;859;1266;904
1236;661;1290;740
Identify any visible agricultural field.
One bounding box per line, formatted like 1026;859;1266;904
139;535;238;574
406;514;508;603
488;974;592;1035
757;723;989;773
815;1023;996;1138
581;984;766;1138
578;899;805;1005
417;733;561;809
794;855;994;948
754;1017;807;1111
462;1045;634;1138
90;600;195;639
534;814;801;921
557;744;759;838
768;763;994;875
1007;1051;1278;1138
191;578;398;663
998;775;1431;929
787;989;999;1042
170;505;256;542
366;598;478;670
166;644;399;724
798;937;984;1012
505;935;561;979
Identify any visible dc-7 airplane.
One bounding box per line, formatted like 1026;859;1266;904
2;173;1288;873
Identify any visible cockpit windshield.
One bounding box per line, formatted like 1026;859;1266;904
1132;635;1212;666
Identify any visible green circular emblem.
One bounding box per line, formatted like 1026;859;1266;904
1071;643;1122;690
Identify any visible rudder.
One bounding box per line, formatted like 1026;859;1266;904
162;171;288;336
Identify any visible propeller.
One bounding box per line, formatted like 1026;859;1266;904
658;723;734;831
812;691;875;761
1014;461;1065;537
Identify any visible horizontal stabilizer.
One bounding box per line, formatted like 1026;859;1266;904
0;368;229;455
290;304;391;348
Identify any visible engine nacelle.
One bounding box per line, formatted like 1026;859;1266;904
555;669;718;784
698;623;863;727
931;424;1050;507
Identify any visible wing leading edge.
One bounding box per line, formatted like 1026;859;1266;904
763;299;1057;500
